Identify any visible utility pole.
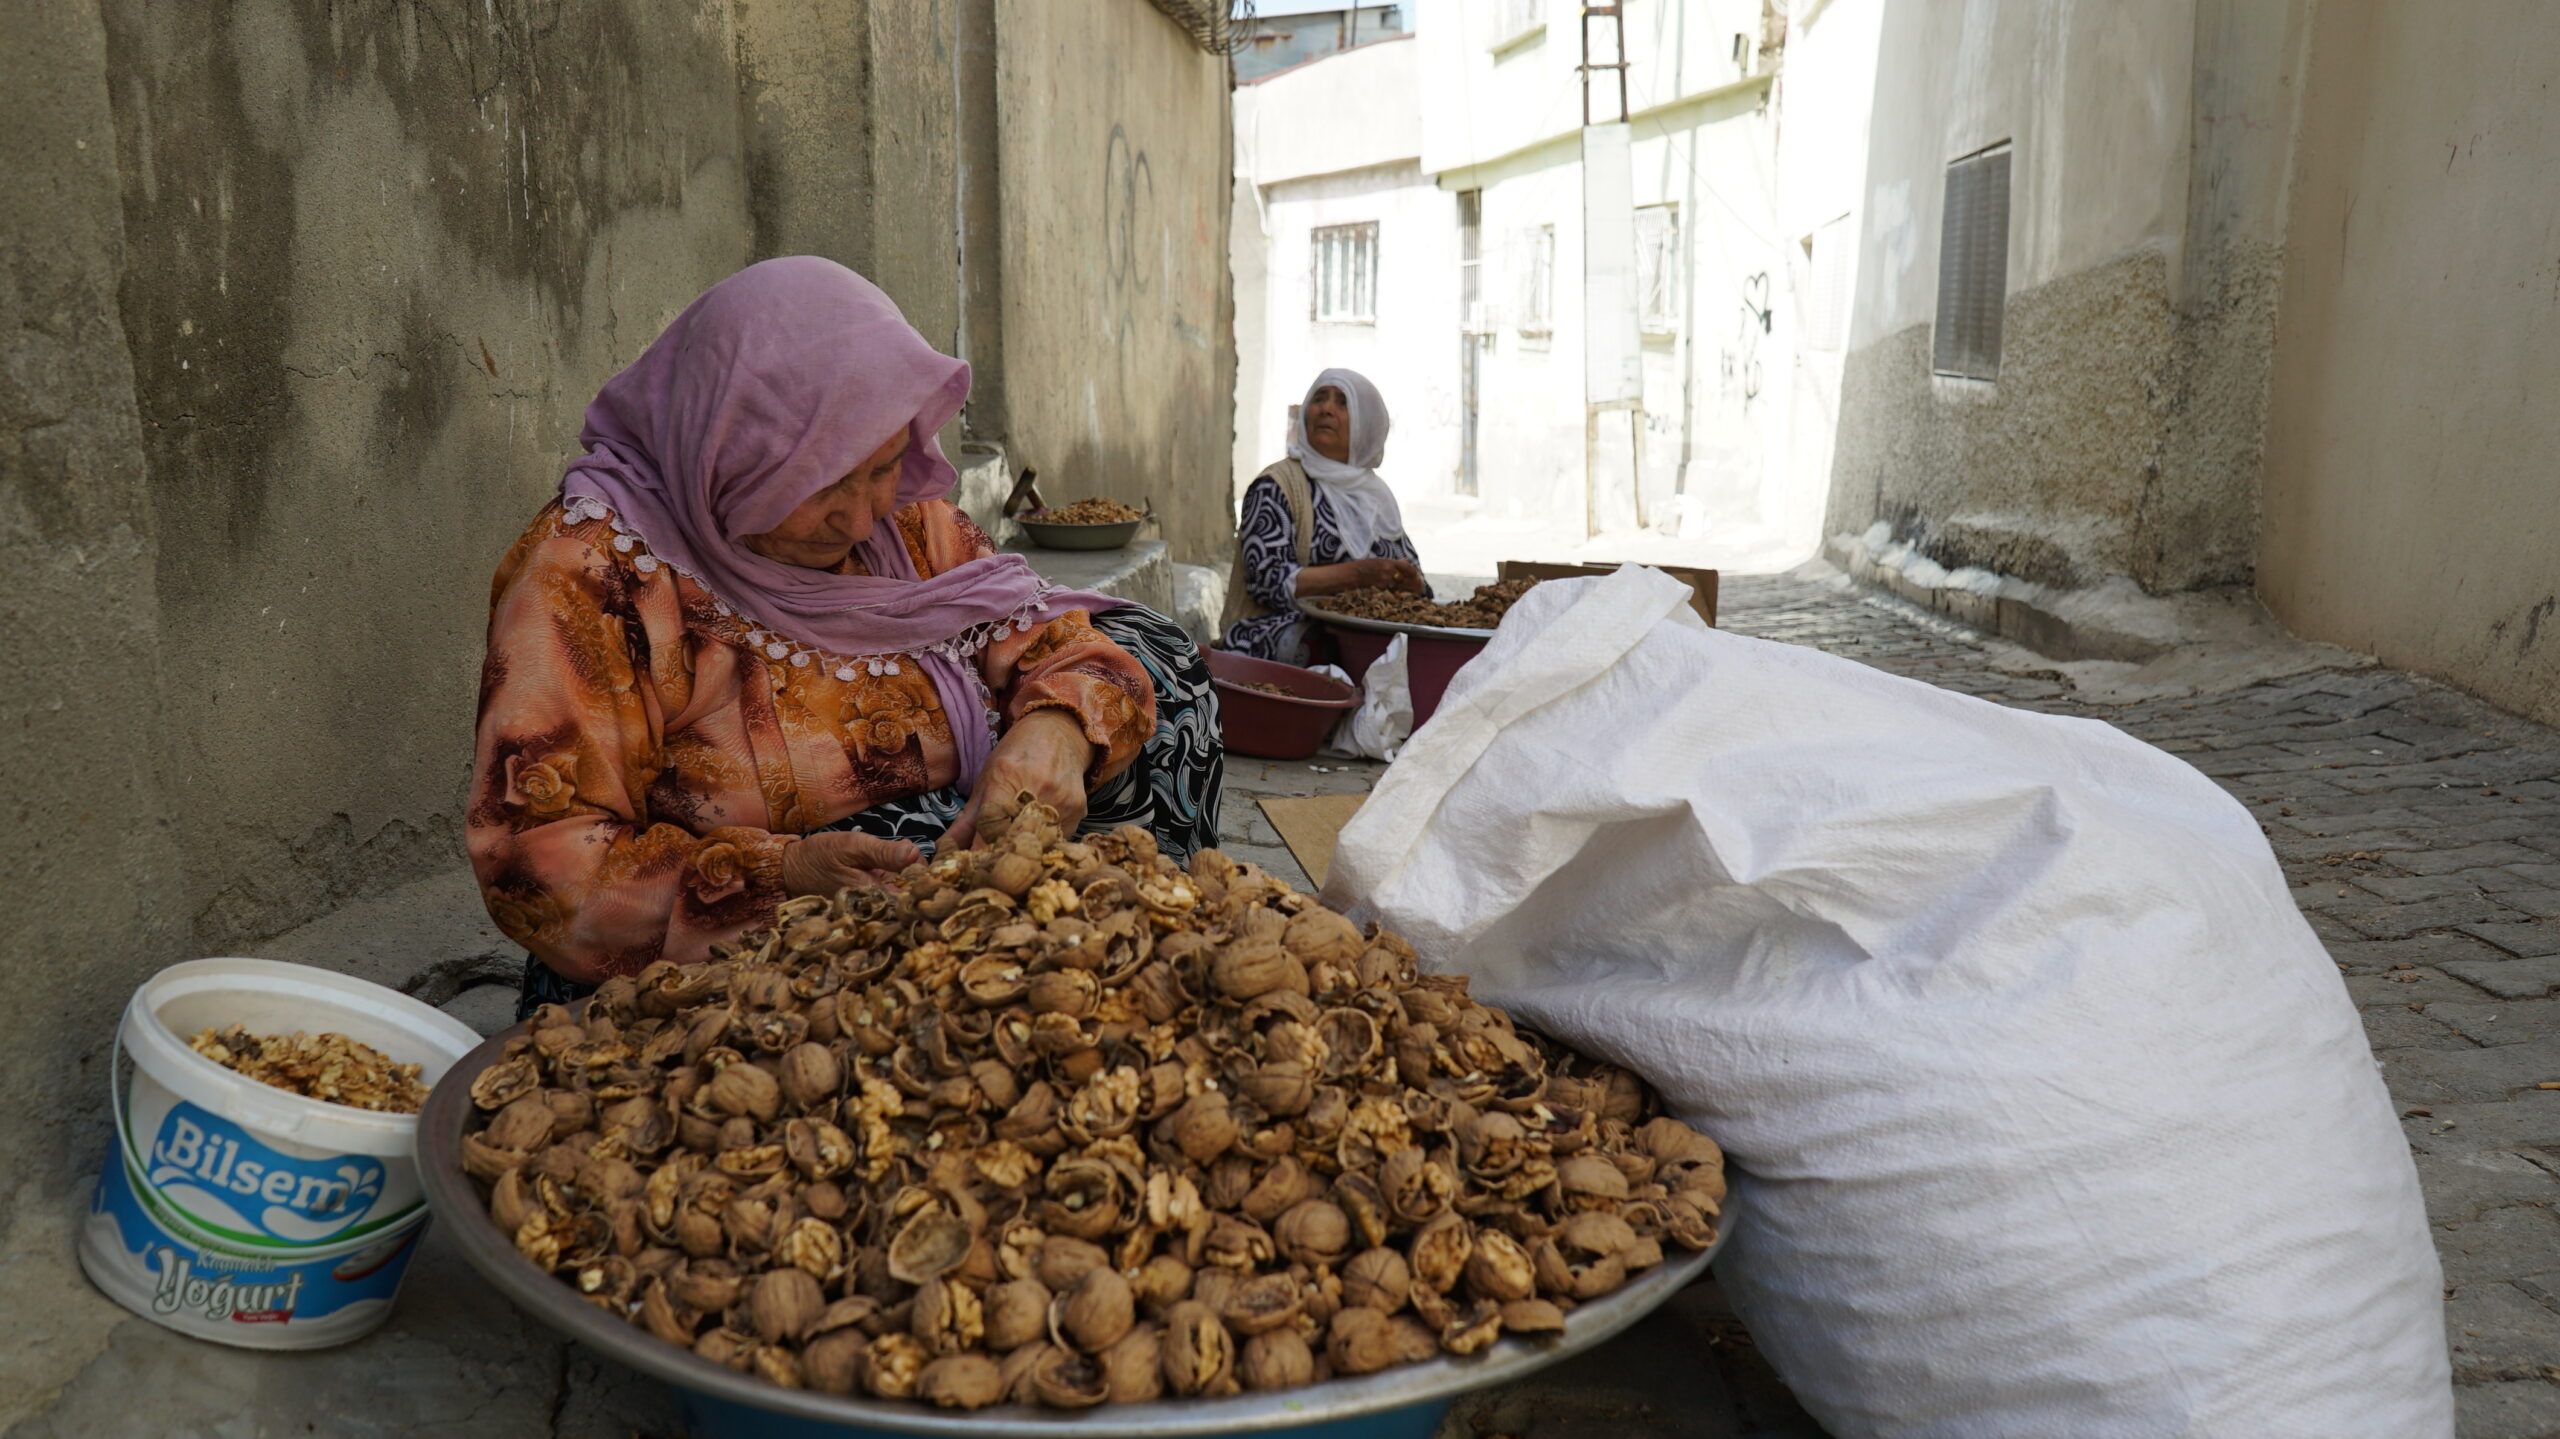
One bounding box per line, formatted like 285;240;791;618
1579;4;1645;538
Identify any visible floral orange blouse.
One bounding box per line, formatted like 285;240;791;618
470;499;1154;982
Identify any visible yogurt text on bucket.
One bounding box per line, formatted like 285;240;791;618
148;1247;305;1323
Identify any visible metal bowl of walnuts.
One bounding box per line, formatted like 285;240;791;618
416;804;1727;1437
421;1068;1716;1438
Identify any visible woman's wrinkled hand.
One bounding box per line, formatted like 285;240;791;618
1293;555;1429;599
940;709;1095;852
780;832;923;897
1356;556;1428;595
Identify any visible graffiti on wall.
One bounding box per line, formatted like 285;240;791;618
1722;269;1772;405
1102;123;1155;346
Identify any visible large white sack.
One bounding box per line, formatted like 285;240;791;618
1325;567;2450;1439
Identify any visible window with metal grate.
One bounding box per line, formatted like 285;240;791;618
1312;222;1379;325
1932;143;2011;381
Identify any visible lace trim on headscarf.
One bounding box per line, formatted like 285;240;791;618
559;496;1054;730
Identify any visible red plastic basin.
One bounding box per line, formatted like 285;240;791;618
1324;627;1491;728
1204;648;1360;759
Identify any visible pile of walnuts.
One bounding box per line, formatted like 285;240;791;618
459;797;1723;1411
1028;498;1146;526
1315;577;1541;632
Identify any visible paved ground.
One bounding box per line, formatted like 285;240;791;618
16;568;2557;1437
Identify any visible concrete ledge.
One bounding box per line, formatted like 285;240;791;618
1009;536;1174;617
959;442;1183;621
1826;524;2168;663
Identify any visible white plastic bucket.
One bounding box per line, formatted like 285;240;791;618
79;958;483;1349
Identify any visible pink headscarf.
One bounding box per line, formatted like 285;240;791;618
560;256;1118;786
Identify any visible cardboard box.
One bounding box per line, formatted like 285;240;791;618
1496;560;1719;626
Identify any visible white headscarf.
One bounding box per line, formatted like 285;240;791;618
1286;368;1406;560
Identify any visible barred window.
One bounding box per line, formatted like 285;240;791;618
1311;222;1379;324
1635;203;1681;334
1932;144;2010;380
1516;224;1555;335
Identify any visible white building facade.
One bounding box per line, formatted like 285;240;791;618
1230;35;1462;517
1413;0;1800;541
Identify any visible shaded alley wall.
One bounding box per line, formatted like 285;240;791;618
995;0;1238;563
2258;1;2560;728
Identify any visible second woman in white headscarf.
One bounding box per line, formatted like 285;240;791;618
1220;368;1427;665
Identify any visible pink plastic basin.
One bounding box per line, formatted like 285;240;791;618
1204;648;1360;760
1324;627;1491;729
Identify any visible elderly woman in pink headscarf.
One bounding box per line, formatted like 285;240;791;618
471;258;1222;1006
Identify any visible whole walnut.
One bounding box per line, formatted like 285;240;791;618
984;1277;1052;1352
1034;1234;1112;1292
916;1353;1005;1410
1055;1266;1136;1353
1099;1321;1165;1403
1156;1091;1240;1166
1240;1328;1316;1391
802;1329;869;1395
1273;1199;1352;1267
778;1042;841;1111
704;1063;781;1123
1342;1247;1412;1313
1326;1306;1400;1376
747;1266;824;1344
1209;940;1307;1002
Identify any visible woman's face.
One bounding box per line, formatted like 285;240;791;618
1305;385;1352;464
740;427;910;569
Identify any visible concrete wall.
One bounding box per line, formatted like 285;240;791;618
2;0;192;1209
995;0;1237;564
1821;0;2287;593
0;0;770;1213
0;0;1235;1209
2258;2;2560;728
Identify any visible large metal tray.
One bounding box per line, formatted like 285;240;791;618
419;1022;1723;1437
1294;601;1501;645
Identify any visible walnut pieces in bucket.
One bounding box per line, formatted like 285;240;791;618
460;795;1724;1411
190;1025;430;1114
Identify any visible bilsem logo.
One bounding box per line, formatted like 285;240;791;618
146;1104;386;1241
